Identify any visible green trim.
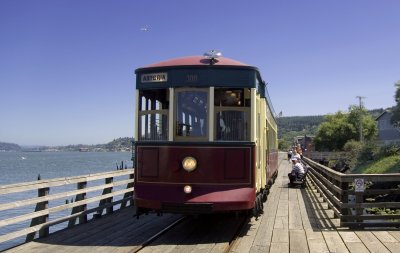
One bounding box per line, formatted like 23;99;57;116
136;68;257;89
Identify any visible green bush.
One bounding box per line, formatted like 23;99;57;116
378;144;399;158
359;141;378;161
343;140;362;169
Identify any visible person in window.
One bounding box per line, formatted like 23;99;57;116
219;112;231;135
288;156;305;185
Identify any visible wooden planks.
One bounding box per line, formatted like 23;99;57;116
230;152;400;253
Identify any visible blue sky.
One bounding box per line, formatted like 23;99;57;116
1;1;399;146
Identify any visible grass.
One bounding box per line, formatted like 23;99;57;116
353;155;400;174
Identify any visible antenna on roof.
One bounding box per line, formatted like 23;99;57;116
203;50;222;65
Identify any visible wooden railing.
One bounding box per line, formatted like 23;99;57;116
303;157;400;228
0;169;134;247
302;151;346;162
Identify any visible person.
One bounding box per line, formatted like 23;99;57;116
296;144;303;159
288;156;305;185
287;149;293;162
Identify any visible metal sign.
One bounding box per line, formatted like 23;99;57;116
354;178;364;192
141;72;168;83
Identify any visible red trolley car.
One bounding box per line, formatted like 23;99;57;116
133;51;278;215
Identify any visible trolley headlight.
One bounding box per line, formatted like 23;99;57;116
184;185;192;194
182;156;197;172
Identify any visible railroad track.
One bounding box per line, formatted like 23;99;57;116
131;213;250;253
129;216;185;253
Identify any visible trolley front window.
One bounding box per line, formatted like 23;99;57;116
175;89;208;139
138;89;169;141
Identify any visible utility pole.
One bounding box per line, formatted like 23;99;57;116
356;96;365;142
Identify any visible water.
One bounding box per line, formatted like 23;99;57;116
0;151;132;251
0;151;132;185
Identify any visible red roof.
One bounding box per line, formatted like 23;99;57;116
142;56;251;68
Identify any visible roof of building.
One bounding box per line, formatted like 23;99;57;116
376;111;388;121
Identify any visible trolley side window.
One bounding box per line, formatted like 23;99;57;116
138;89;169;141
214;88;251;141
175;89;208;139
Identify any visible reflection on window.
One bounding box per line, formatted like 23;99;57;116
215;88;250;141
138;89;168;141
176;90;208;138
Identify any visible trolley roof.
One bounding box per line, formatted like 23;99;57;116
135;56;258;73
144;56;249;68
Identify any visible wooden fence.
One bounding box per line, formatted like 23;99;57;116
303;157;400;228
302;151;346;162
0;169;134;246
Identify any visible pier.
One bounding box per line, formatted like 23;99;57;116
1;153;400;252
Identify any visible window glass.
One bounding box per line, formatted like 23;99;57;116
175;90;208;138
214;88;250;107
216;111;249;141
138;89;168;141
214;88;251;141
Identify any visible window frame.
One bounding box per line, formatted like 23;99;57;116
137;89;169;141
174;88;210;142
213;88;251;142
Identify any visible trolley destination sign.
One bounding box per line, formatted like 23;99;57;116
141;72;168;83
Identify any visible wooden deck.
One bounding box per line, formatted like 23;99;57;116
5;154;400;253
229;156;400;253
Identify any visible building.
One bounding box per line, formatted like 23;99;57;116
376;110;400;146
294;135;315;152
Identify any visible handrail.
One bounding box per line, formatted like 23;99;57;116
303;157;400;228
0;169;133;195
0;169;134;248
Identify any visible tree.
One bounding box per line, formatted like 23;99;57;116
347;105;378;142
278;139;290;150
314;112;355;151
391;81;400;127
314;106;377;151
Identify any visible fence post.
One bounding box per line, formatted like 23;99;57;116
105;177;114;214
355;191;364;227
96;177;114;217
26;187;49;242
121;173;134;208
68;181;87;227
339;181;348;227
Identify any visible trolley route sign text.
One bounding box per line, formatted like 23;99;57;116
141;72;168;83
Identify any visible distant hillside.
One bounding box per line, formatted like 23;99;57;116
277;115;324;139
277;108;386;150
0;142;22;151
56;137;134;152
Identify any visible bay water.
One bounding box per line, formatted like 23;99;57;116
0;151;132;251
